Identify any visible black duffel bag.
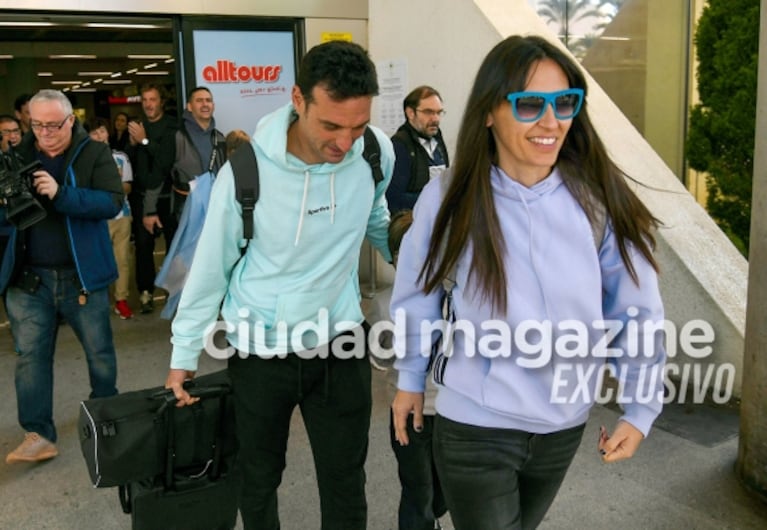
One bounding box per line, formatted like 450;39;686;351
78;370;237;488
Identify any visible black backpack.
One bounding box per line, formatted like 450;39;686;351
228;127;384;248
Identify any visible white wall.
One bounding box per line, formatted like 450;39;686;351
370;0;748;397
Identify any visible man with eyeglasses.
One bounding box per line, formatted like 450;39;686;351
385;85;450;214
1;89;123;465
0;114;23;154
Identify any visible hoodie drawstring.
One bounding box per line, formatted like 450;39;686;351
295;170;310;246
515;187;552;319
329;172;336;225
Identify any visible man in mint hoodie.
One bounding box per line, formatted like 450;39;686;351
165;40;394;530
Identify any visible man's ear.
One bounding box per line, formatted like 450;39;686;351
291;86;304;115
405;106;416;123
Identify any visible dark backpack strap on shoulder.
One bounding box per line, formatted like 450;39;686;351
229;142;259;244
362;127;384;186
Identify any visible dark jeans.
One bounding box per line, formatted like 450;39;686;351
228;330;372;530
6;267;117;442
129;191;177;293
389;412;446;530
433;415;585;530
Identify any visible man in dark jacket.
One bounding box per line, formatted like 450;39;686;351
386;85;450;214
126;83;178;313
170;86;226;221
1;89;123;464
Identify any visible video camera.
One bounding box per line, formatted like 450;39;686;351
0;156;47;230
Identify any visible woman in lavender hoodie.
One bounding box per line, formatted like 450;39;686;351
391;35;666;530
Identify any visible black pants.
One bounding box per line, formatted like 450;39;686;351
433;415;585;530
229;333;372;530
129;191;177;293
389;411;447;530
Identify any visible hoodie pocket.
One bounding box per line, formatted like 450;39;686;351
273;283;345;329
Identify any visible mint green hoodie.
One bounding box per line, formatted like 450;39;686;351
170;103;394;370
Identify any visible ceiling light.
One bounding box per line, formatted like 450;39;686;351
51;81;82;85
94;79;104;83
164;58;175;64
86;23;162;29
128;55;171;60
143;63;158;69
110;72;123;78
71;88;97;92
103;80;131;85
0;55;13;60
136;71;169;75
126;68;138;74
49;55;97;59
38;72;53;77
0;22;55;27
78;71;112;76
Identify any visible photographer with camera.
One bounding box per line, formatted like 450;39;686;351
1;89;124;465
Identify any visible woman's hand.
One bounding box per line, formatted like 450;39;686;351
391;390;424;446
598;420;644;463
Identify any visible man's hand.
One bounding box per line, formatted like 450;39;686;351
598;420;644;463
128;121;147;146
32;170;59;200
165;368;199;407
143;214;162;234
392;390;424;446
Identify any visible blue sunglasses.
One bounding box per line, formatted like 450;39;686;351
506;88;584;122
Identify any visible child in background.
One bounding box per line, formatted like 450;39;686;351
225;129;250;157
369;209;447;530
89;118;134;319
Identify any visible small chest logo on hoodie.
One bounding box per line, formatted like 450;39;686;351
307;204;336;216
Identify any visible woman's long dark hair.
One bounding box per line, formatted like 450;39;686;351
420;35;660;315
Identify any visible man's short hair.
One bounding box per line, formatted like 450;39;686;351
297;40;379;104
186;86;212;103
13;93;32;112
403;85;442;114
0;114;20;127
140;83;167;102
30;89;73;117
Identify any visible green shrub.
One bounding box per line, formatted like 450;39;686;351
685;0;760;256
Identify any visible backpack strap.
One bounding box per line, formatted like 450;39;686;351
229;141;259;246
362;127;384;186
229;129;379;252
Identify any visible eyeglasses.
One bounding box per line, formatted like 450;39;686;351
506;89;584;122
1;128;21;136
30;115;72;133
415;108;446;118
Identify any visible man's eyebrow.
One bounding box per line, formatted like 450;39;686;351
318;118;370;129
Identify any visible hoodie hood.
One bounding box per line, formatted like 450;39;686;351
253;103;368;244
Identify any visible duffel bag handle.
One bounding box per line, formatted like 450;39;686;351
150;383;231;402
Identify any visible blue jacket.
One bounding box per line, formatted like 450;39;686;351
0;121;123;294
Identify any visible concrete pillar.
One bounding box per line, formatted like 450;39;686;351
736;0;767;503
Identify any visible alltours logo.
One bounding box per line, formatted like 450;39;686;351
202;60;283;83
